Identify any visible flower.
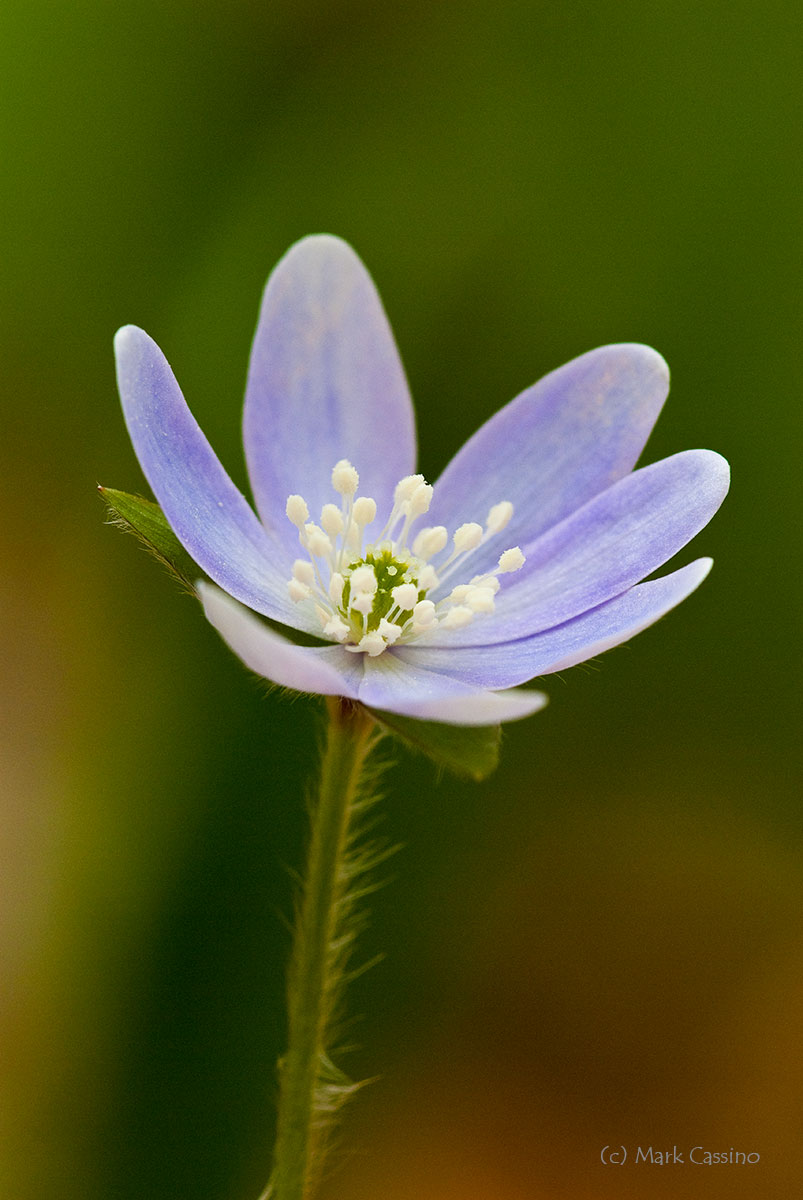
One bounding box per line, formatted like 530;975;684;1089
114;236;729;726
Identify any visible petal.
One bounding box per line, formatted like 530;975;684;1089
427;449;729;646
400;689;548;726
427;344;670;578
199;583;544;726
395;559;713;688
243;235;416;550
115;325;311;630
199;583;363;697
357;652;547;725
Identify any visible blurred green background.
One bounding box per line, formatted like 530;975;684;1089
1;1;800;1197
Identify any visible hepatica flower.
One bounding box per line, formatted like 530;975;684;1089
114;235;729;727
111;236;729;1199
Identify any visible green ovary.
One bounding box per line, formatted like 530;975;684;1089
341;548;426;635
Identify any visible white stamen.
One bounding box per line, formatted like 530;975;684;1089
344;520;363;553
322;616;350;642
486;501;514;534
391;582;418;610
418;564;439;590
378;618;402;644
350;564;377;594
303;523;332;558
332;459;359;496
412;527;432;557
394;474;426;504
498;546;525;573
284;459;522;656
320;503;344;537
442;605;474;629
408;482;433;517
350;631;386;657
466;586;496;613
328;572;345;605
350;592;374;616
292;559;315;585
475;574;501;594
413;599;436;626
453;522;483;553
286;495;309;526
352;496;377;526
413;525;448;558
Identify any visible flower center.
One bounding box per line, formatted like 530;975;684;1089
285;460;524;656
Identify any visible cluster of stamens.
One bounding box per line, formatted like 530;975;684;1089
285;459;525;656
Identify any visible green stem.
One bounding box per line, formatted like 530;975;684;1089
264;698;379;1200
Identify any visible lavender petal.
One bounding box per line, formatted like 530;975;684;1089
395;559;713;686
427;449;729;646
115;325;310;629
199;583;363;697
358;653;547;724
426;343;670;579
243;235;416;552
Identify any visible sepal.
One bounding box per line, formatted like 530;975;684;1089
99;486;201;590
366;707;501;780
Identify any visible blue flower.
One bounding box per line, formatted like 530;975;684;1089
115;236;728;726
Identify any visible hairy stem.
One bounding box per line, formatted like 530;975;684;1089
262;698;381;1200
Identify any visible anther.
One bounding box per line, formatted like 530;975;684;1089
286;495;309;526
328;572;345;605
466;587;496;613
288;579;311;602
391;582;418;611
453;522;484;553
413;526;448;559
486;501;514;534
332;459;359;496
413;599;436;626
442;605;474;629
349;631;386;657
350;592;374;616
320;503;344;537
498;547;525;573
394;474;426;504
352;496;377;526
350;565;378;594
322;615;350;642
408;482;433;518
303;523;332;558
292;560;315;585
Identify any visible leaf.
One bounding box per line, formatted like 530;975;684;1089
99;487;201;590
366;707;502;781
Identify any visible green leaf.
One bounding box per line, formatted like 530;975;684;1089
99;487;201;591
366;707;502;781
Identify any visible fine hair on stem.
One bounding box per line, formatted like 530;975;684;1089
262;699;395;1200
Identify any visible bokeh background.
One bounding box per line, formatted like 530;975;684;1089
1;2;801;1197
